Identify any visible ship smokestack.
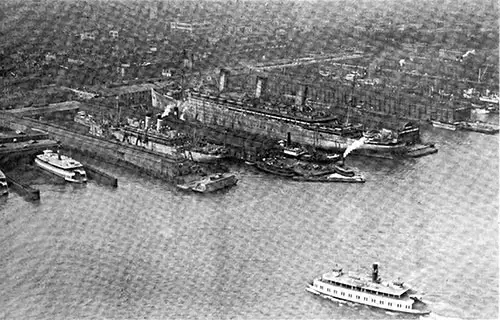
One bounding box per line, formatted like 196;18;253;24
219;69;229;92
156;115;164;131
255;76;268;99
145;114;152;129
372;263;379;283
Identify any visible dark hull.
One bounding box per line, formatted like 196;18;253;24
293;173;365;183
255;162;297;177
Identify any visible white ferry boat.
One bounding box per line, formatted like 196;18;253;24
35;150;87;183
0;170;8;195
306;263;430;315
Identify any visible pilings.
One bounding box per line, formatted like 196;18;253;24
84;164;118;187
4;172;40;201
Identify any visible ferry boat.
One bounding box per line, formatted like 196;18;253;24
0;170;8;195
34;150;88;183
176;173;238;193
306;263;430;315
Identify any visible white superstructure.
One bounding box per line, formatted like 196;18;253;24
35;150;87;183
306;263;430;315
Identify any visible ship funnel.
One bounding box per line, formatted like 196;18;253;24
145;115;152;129
372;263;379;282
219;69;229;92
255;76;268;98
156;116;164;131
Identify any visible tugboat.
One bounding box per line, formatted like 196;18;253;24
176;172;238;193
306;263;430;315
34;150;88;183
255;158;297;178
0;169;8;196
292;159;365;183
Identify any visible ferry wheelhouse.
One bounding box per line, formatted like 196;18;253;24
35;150;87;183
306;263;430;315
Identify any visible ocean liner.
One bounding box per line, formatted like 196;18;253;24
306;263;430;315
180;92;420;158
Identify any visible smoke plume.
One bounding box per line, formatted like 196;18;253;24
343;137;367;158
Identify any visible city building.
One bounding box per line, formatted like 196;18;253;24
169;21;211;34
109;30;119;39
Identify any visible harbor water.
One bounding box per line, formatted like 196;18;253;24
0;124;498;320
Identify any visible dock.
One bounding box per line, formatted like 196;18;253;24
84;164;118;188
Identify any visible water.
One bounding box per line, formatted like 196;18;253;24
0;125;498;320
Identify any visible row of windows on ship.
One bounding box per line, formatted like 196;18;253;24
320;278;403;298
315;283;411;309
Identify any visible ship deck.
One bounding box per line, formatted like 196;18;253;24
321;271;410;297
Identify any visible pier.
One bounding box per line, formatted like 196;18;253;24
4;172;40;201
0;112;216;182
83;164;118;188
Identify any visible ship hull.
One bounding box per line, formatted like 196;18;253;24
183;150;226;163
177;174;238;193
306;284;430;315
293;173;365;183
430;121;458;131
183;95;412;158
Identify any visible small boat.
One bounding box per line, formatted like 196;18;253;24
176;173;238;193
293;172;365;183
479;94;499;105
306;263;430;315
278;140;308;159
0;170;8;195
292;162;337;177
255;159;297;177
182;147;228;163
34;150;87;183
471;108;490;115
333;164;356;177
429;120;458;131
456;121;500;134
